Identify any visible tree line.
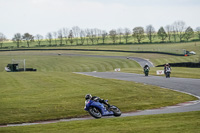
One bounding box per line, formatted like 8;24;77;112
1;20;200;48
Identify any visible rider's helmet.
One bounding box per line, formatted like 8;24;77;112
85;94;92;100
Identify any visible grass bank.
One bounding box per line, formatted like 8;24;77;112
0;52;140;72
0;72;197;124
1;111;200;133
0;50;199;78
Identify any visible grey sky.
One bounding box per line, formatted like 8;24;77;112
0;0;200;39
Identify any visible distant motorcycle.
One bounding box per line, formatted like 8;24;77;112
165;67;171;78
144;67;149;76
84;99;121;119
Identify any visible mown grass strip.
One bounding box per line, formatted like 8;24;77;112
0;111;200;133
0;54;140;72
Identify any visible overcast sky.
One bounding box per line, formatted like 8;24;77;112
1;0;200;39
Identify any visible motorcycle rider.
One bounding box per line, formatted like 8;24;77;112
143;63;150;71
85;94;111;108
164;63;171;74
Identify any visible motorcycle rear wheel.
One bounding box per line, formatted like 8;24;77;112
88;107;102;118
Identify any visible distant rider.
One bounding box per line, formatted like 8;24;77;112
164;63;171;74
85;94;111;108
143;63;150;71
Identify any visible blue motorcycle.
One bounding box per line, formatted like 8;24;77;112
84;99;121;118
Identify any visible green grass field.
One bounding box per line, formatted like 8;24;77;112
0;51;140;72
0;42;200;132
57;41;200;55
1;50;200;78
1;42;200;65
0;111;200;133
0;72;196;124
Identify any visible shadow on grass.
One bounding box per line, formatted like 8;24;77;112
157;62;200;68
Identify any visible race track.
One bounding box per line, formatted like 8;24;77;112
77;72;200;116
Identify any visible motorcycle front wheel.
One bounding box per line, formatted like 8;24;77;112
145;72;148;76
166;72;170;78
88;107;102;118
110;106;121;117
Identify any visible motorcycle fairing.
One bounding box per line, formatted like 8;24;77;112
84;100;114;116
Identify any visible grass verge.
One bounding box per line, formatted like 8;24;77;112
0;111;200;133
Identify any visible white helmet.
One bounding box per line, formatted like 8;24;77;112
85;94;92;100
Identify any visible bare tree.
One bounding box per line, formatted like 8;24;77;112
86;29;96;45
53;32;57;45
46;32;53;45
35;34;43;46
133;27;145;43
12;33;22;48
90;29;96;45
72;26;81;45
184;26;194;41
57;29;63;45
0;33;6;48
101;30;107;44
117;28;123;44
109;29;118;44
173;21;187;42
171;24;177;42
165;25;172;42
80;30;86;45
22;33;34;47
68;30;74;45
157;27;167;42
94;28;102;44
146;25;156;43
85;29;90;45
195;27;200;40
123;28;131;44
63;28;69;45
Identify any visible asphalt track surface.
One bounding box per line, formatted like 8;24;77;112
1;54;199;127
77;72;200;114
